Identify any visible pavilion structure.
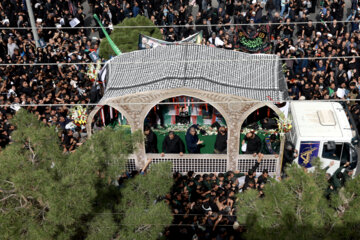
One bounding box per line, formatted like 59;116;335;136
86;44;289;177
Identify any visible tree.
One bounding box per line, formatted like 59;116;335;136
236;159;337;240
99;15;162;59
328;171;360;239
235;157;360;240
0;109;173;239
116;161;173;240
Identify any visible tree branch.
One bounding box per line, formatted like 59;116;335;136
0;188;16;194
0;194;17;202
27;139;36;164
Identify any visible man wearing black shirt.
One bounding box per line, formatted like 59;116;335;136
283;141;298;170
257;169;269;197
243;132;262;156
214;126;227;154
282;18;294;39
257;169;269;190
329;19;340;38
144;125;158;153
243;154;263;191
303;20;315;38
161;131;185;156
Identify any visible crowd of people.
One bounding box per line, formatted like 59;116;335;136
1;0;360;239
145;122;281;155
116;148;355;240
116;155;267;240
0;0;104;151
1;0;360;149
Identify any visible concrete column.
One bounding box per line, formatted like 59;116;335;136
25;0;40;48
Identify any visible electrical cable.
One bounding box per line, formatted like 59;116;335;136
1;99;360;108
0;19;359;29
0;54;360;66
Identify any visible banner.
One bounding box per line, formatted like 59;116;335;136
138;31;203;50
298;141;320;168
93;14;122;56
236;25;271;53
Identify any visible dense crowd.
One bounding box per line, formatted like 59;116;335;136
163;155;266;240
117;156;266;240
116;146;354;240
0;0;104;151
1;1;359;239
1;0;360;150
92;0;360;130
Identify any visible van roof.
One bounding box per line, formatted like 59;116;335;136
290;102;353;139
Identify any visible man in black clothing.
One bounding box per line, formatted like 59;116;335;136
283;141;298;170
144;125;158;153
161;131;185;156
243;154;262;191
243;132;262;156
303;20;315;38
261;117;277;129
214;126;227;154
257;169;269;190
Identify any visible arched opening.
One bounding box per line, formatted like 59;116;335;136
239;106;280;154
91;105;129;132
143;96;227;154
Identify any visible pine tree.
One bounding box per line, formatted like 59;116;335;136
115;161;173;240
236;159;337;240
328;170;360;239
0;109;173;239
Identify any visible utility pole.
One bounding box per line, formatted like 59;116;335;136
25;0;40;48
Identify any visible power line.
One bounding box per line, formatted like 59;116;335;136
0;19;359;30
0;54;359;67
0;99;358;108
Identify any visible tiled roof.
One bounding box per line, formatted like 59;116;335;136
102;45;288;101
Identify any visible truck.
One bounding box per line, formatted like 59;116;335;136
287;101;359;176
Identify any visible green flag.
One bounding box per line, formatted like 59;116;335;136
93;14;122;56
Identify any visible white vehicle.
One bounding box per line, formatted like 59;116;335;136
288;102;358;176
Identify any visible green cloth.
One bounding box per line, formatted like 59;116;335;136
153;130;217;154
93;14;122;55
153;130;270;154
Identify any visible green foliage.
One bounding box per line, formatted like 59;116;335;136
85;211;118;240
0;110;172;240
328;175;360;240
117;162;174;240
236;159;360;240
0;109;64;240
237;163;336;240
99;15;162;58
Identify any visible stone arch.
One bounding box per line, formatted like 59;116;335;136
238;102;282;130
138;89;231;131
86;102;134;137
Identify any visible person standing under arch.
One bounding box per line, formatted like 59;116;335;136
185;125;203;153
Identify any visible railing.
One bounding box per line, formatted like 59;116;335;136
126;156;137;172
236;155;280;177
127;154;281;176
146;154;228;174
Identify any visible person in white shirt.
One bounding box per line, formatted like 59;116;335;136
7;37;18;58
336;82;347;99
208;32;224;47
